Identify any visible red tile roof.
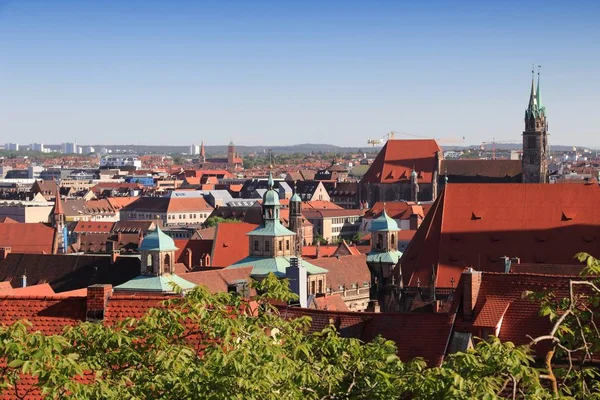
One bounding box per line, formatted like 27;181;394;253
174;239;213;269
310;254;370;291
280;307;454;366
400;183;600;288
210;222;257;267
455;272;592;358
311;294;349;311
0;296;86;335
183;267;254;293
72;221;115;233
361;139;441;184
0;223;55;254
365;201;432;220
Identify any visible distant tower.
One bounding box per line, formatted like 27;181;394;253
522;66;549;183
410;169;419;202
366;209;403;312
289;186;303;255
200;141;206;163
51;187;66;254
227;140;236;164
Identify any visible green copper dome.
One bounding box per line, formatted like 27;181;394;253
290;192;301;202
263;189;280;206
139;226;178;252
370;210;399;232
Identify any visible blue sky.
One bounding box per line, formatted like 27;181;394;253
1;0;599;147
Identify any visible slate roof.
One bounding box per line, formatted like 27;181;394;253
399;182;600;288
361;139;441;184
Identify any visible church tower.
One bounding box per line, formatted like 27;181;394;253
366;208;403;312
52;186;66;254
289;186;303;256
227;140;236;164
200;140;206;163
522;67;549;183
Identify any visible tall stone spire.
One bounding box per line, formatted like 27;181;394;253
536;66;543;112
526;67;537;118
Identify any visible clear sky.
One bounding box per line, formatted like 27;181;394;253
1;0;599;147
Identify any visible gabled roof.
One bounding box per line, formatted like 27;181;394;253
310;254;370;291
183;267;254;293
0;223;55;254
361;139;441;184
399;183;600;288
364;201;432;220
211;222;257;267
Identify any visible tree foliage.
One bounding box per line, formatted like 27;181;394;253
0;254;600;398
203;216;241;228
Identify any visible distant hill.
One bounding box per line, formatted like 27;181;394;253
75;143;380;155
39;142;596;155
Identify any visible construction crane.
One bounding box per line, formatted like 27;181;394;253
480;138;520;160
367;131;465;146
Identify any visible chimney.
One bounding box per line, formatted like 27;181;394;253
111;249;120;264
315;241;321;259
203;253;210;267
20;273;27;288
286;257;307;308
86;284;113;321
462;268;482;321
0;247;11;260
409;214;420;230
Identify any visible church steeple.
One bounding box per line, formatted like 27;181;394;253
522;66;549;184
52;186;66;254
526;68;537;118
536;66;543;113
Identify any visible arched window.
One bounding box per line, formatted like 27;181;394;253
377;234;383;250
254;240;259;251
146;254;154;274
391;234;395;248
164;254;171;274
265;241;270;252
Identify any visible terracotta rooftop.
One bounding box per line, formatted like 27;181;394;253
0;223;55;254
280;307;454;367
210;222;257;267
399;183;600;288
361;139;441;184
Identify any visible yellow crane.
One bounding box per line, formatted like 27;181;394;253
480;138;520;160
